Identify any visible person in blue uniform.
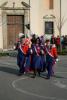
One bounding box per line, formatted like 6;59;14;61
40;42;46;72
45;40;55;79
17;44;25;75
24;39;32;72
17;38;29;76
31;37;42;78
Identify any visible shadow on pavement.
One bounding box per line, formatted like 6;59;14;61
40;72;67;79
0;66;18;75
0;66;67;79
53;75;67;79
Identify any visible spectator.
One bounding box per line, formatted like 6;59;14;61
64;35;67;47
61;35;65;49
50;35;56;44
56;35;60;51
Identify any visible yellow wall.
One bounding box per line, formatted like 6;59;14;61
0;10;3;49
30;0;40;35
0;0;67;49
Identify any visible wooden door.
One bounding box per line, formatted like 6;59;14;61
7;15;24;48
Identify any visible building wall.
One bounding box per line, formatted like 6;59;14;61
39;0;49;36
0;0;67;49
53;0;60;36
31;0;67;37
0;0;29;49
61;0;67;36
30;0;61;37
30;0;40;35
39;0;54;38
0;10;3;49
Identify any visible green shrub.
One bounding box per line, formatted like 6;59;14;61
0;52;9;56
58;49;67;55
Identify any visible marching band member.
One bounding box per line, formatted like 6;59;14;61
17;38;29;75
45;40;56;79
31;37;42;78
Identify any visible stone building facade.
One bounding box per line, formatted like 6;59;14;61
0;0;67;49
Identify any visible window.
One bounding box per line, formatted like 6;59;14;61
45;21;54;34
49;0;54;9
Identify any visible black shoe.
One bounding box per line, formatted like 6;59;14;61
45;76;50;79
31;76;35;78
18;72;24;76
38;72;40;77
31;75;36;78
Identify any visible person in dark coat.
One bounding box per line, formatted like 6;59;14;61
17;38;29;75
45;40;56;79
24;39;32;72
40;42;46;72
31;37;42;78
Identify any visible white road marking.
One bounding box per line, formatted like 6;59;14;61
54;81;66;88
53;80;67;89
12;77;66;100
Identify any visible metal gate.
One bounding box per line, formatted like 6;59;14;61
7;15;24;48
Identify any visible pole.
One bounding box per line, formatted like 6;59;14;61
24;9;26;38
60;0;62;52
29;0;30;28
29;0;31;36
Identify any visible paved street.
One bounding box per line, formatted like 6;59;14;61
0;56;67;100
